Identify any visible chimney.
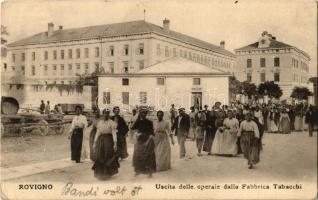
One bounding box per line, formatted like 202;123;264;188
163;18;170;32
48;22;54;37
59;25;63;30
220;41;225;49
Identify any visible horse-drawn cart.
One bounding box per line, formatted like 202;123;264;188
1;97;69;137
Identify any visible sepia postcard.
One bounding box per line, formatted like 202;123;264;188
0;0;317;199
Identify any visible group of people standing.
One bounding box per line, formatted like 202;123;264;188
68;101;316;180
170;102;262;169
39;100;63;114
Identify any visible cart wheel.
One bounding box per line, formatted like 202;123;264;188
56;124;65;135
33;120;49;136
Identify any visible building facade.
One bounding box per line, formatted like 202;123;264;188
3;19;235;108
98;57;230;111
235;31;311;99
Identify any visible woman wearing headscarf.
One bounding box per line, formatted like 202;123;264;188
238;112;261;169
153;110;174;172
92;109;119;180
131;107;156;177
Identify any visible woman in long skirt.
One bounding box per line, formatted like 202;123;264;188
238;112;261;169
153;111;174;172
294;108;303;131
89;112;99;161
68;107;88;163
279;109;291;134
212;110;239;156
131;108;156;177
92;109;119;180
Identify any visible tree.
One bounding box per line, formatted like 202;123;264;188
258;81;283;99
290;86;313;100
242;81;257;99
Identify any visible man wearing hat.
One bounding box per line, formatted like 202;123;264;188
111;106;129;160
171;107;190;158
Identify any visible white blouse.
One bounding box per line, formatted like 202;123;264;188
94;119;118;143
69;114;88;134
238;120;260;138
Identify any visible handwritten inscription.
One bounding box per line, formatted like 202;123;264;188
61;182;142;197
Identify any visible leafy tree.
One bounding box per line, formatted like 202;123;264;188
290;86;313;100
242;81;257;99
258;81;283;99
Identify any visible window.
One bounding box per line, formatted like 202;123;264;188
193;78;201;85
260;58;266;67
122;78;129;85
44;65;48;76
61;50;64;59
247;73;252;82
139;92;147;104
84;48;89;58
53;65;57;75
274;73;280;82
180;49;183;57
138;60;144;70
123;61;129;73
84;63;89;73
12;66;15;71
124;45;129;56
157;77;165;85
93;47;99;57
122;92;129;105
184;51;187;58
108;62;114;74
68;64;73;75
274;57;280;67
21;53;25;61
76;48;80;58
12;53;15;62
173;48;176;57
189;52;192;60
68;49;72;59
165;46;169;57
156;44;161;56
103;92;110;104
31;65;35;76
60;64;65;75
53;50;57;60
21;66;25;75
260;72;266;82
76;63;81;74
109;46;114;56
32;52;35;61
3;63;7;71
138;43;144;55
247;59;252;68
44;51;48;60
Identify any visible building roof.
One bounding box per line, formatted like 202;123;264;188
235;40;310;59
8;20;234;57
99;57;230;77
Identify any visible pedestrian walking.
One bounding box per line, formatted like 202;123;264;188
188;106;197;140
154;111;174;172
92;108;119;180
305;105;316;137
40;100;45;114
131;107;156;177
128;109;138;144
195;110;206;156
238;112;261;169
203;107;217;155
68;107;88;163
279;109;291;134
111;106;129;160
171;108;190;159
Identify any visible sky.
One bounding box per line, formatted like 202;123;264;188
1;0;317;76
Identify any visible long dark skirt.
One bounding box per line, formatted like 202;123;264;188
133;136;156;174
117;134;129;159
71;128;83;162
240;131;260;165
92;134;119;180
89;126;97;161
203;128;216;153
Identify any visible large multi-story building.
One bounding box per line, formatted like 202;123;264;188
2;19;235;108
235;31;311;99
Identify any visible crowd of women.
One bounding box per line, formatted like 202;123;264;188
67;101;317;180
